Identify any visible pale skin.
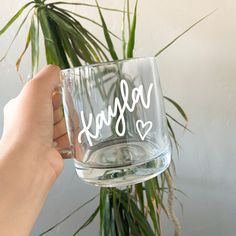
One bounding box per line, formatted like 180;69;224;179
0;65;70;236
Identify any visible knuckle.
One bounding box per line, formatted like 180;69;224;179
46;64;60;72
26;78;40;88
3;98;16;113
24;78;43;95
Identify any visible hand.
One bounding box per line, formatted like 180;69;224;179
0;65;70;236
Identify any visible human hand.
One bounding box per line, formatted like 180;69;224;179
0;65;70;236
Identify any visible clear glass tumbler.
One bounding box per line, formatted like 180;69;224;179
61;57;171;187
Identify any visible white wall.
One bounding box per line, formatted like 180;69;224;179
1;0;236;235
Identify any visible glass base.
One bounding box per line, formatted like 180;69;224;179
74;141;171;187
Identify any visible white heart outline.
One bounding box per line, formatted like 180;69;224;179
136;120;153;140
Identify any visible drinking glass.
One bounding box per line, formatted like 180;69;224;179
61;57;171;187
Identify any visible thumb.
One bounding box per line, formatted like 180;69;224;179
31;65;61;97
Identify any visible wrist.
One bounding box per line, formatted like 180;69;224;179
0;142;56;236
0;139;57;185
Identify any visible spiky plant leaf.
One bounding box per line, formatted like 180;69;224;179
72;206;100;236
95;0;118;60
0;1;33;35
51;2;126;13
0;5;34;61
38;194;98;236
122;0;127;59
16;27;31;71
145;180;160;235
135;183;145;213
164;96;188;122
127;0;138;58
119;190;156;236
30;9;40;76
155;9;216;57
38;7;59;65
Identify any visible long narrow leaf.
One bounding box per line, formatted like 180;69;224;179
100;188;107;236
0;6;34;61
70;36;94;63
120;191;155;236
52;6;110;55
38;8;59;64
127;0;138;58
95;0;118;60
72;206;100;236
164;96;188;122
51;6;109;61
113;190;126;236
152;178;169;217
77;27;108;62
16;27;31;71
127;0;131;35
166;113;192;132
135;183;144;213
58;29;81;67
167;118;180;153
145;180;159;235
124;210;142;236
104;193;111;236
47;9;95;63
39;194;98;236
53;6;120;40
155;9;216;57
0;1;33;35
121;206;129;236
47;16;70;68
39;9;71;67
122;0;127;59
109;195;116;236
51;2;125;13
30;10;40;76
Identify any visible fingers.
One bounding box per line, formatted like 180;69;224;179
19;65;61;106
53;118;71;159
52;88;72;159
55;135;70;150
52;90;63;124
53;119;67;140
29;66;77;160
54;134;71;159
52;89;65;140
52;90;62;110
54;107;63;124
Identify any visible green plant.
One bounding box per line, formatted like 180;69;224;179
0;1;213;235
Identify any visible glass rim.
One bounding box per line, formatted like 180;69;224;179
61;56;156;73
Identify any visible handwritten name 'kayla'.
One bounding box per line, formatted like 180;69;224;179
78;80;153;146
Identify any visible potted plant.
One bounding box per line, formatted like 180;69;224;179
0;1;212;235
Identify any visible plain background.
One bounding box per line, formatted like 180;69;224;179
1;0;236;235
